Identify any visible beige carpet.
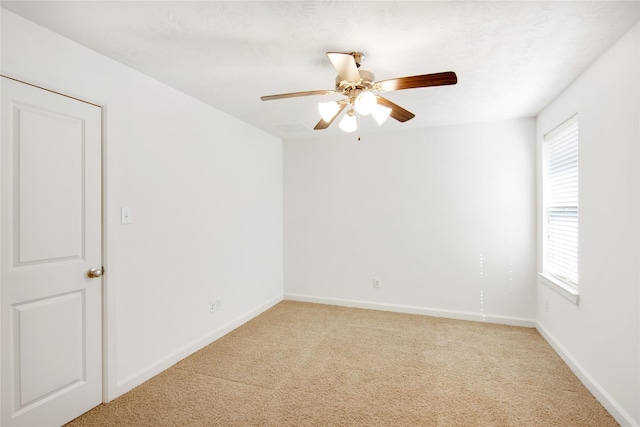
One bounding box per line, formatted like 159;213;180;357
66;301;618;426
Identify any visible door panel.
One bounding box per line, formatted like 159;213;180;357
17;105;84;264
1;77;103;427
15;291;84;406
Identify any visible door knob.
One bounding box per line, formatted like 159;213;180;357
87;267;104;278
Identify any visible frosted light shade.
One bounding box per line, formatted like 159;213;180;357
339;112;357;132
354;91;376;115
318;101;340;122
372;104;392;125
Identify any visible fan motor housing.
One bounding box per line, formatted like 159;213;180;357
335;69;375;94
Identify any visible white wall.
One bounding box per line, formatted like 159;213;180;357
1;9;283;399
284;119;537;325
536;23;639;426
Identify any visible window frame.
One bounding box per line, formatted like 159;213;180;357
540;115;580;305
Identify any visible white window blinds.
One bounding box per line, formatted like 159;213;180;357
544;116;579;288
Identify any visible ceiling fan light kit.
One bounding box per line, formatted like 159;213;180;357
318;101;340;122
371;104;392;125
354;91;376;115
261;52;457;133
339;109;358;133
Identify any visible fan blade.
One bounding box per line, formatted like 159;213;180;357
376;96;415;122
314;101;348;130
261;89;335;101
376;71;457;92
327;52;361;82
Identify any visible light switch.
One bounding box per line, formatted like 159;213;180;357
121;207;132;224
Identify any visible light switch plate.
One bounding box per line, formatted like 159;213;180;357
121;207;132;224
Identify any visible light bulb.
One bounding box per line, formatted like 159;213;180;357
372;104;392;125
354;91;376;115
318;101;340;123
339;110;357;132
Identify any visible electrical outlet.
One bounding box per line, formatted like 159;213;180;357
544;298;550;313
216;298;222;311
372;278;381;289
210;300;217;313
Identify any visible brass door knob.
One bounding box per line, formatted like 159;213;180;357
87;267;104;278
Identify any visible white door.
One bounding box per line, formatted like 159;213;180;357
1;77;103;426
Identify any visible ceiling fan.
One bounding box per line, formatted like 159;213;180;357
261;52;457;132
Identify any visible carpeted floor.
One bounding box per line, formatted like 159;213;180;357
65;301;618;426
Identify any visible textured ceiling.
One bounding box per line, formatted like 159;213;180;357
2;1;639;140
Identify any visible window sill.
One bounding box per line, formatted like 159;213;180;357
539;273;580;305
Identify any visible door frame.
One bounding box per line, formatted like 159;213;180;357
0;74;116;407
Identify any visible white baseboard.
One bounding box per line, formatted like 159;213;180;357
536;322;638;427
115;294;283;398
284;293;537;328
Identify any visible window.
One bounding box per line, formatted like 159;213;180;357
542;115;579;298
